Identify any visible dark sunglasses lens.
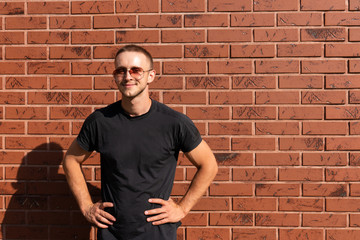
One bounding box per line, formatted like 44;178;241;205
114;68;126;75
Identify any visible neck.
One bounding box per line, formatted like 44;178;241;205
121;95;152;117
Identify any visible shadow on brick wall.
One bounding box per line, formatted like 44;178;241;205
1;142;101;240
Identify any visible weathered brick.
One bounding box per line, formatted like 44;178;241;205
210;213;253;226
303;183;347;197
349;60;360;73
279;137;324;151
231;13;275;27
256;213;299;226
0;2;24;15
326;106;360;120
116;0;158;13
186;228;230;240
254;0;298;11
5;47;47;60
71;1;114;14
6;16;46;30
233;106;276;120
301;0;346;11
50;47;91;59
256;183;300;196
279;229;323;239
162;30;204;43
50;16;91;29
231;44;275;58
279;168;323;181
27;1;69;14
163;61;206;74
232;138;275;150
256;153;300;166
185;45;228;58
302;60;346;74
94;15;136;29
279;75;323;89
256;91;299;104
233;168;276;181
209;60;252;74
208;29;251;42
185;14;228;27
302;90;346;104
326;75;360;89
350;0;360;10
73;31;114;44
278;13;322;26
139;15;182;28
208;0;252;12
255;122;299;135
28;31;69;44
279;198;323;211
162;0;205;12
301;28;346;42
233;76;276;89
233;197;276;211
303;122;347;135
278;44;322;57
254;29;298;42
233;229;276;240
326;137;360;150
210;183;253;196
256;60;299;73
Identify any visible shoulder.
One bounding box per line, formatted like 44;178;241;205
152;100;193;123
84;101;121;125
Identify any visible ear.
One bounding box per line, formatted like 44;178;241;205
146;69;156;84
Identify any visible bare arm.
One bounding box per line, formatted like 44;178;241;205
63;139;116;228
145;140;218;225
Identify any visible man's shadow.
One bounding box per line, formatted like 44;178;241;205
1;142;101;240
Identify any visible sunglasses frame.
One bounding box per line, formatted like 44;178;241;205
113;66;152;80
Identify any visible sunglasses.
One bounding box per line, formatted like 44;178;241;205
113;67;152;80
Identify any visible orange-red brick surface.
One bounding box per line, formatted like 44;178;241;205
1;0;360;239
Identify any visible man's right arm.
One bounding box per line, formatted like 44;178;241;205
63;139;116;228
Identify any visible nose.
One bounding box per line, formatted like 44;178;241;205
125;69;133;80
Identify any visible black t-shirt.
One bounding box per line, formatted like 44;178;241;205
77;99;202;240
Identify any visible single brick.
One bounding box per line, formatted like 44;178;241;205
231;13;275;27
301;28;346;41
208;0;252;12
278;13;322;26
185;14;228;27
279;75;323;89
254;29;298;42
254;0;298;11
139;15;181;28
277;44;322;57
231;44;275;58
208;29;251;42
162;0;205;12
50;16;92;29
27;1;69;14
162;30;204;43
301;0;346;10
71;1;114;14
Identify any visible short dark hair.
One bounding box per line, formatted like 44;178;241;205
115;45;153;69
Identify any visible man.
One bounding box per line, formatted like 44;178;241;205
63;45;218;240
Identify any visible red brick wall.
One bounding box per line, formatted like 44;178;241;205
1;0;360;239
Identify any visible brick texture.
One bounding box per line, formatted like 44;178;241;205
0;1;359;240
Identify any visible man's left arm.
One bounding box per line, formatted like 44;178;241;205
145;140;218;225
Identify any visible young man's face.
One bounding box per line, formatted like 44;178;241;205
114;51;155;99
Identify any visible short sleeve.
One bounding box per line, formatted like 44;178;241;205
76;114;98;152
178;115;202;153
